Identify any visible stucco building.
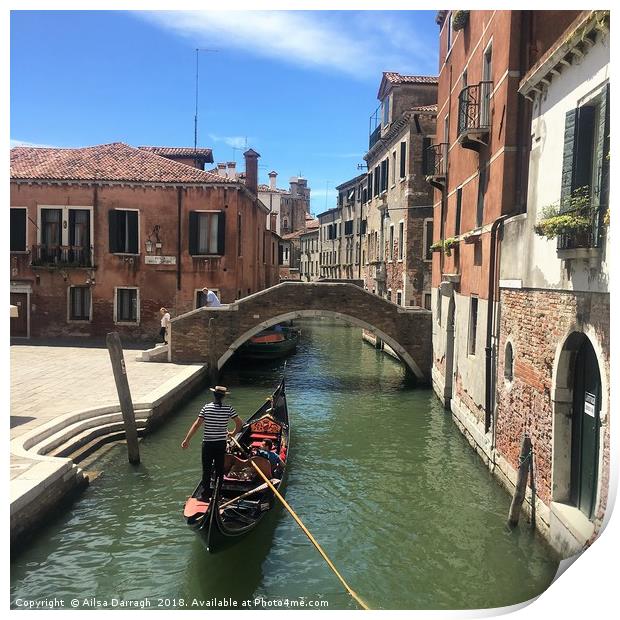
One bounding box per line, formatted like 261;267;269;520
364;72;437;307
10;143;279;340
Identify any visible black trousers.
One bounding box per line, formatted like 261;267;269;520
201;440;227;497
159;327;167;343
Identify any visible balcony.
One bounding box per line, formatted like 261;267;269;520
424;143;448;190
556;204;605;258
457;81;493;151
368;104;382;149
31;245;94;268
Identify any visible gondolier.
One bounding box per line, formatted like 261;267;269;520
181;385;244;500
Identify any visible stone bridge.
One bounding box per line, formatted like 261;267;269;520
170;282;432;383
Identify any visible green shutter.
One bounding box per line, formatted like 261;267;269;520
188;211;199;255
422;137;431;175
400;141;407;178
216;211;226;255
560;109;579;209
573;105;595;194
108;210;119;252
127;211;138;254
10;209;26;252
596;83;610;207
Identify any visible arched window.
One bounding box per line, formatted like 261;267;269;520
504;342;514;381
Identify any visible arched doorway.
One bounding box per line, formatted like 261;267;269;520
570;338;601;518
552;332;602;520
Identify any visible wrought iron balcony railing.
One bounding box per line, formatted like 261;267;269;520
424;143;448;178
457;81;493;138
557;204;605;251
31;245;94;267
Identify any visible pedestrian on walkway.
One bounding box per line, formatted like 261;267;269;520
200;287;221;307
181;385;244;500
159;307;171;344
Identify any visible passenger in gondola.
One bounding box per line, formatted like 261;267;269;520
181;385;244;500
253;439;283;476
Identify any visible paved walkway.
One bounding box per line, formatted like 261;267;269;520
10;341;202;480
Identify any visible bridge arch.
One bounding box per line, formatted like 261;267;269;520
170;282;431;384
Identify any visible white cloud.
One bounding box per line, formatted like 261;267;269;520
10;139;57;148
208;133;252;149
137;10;437;80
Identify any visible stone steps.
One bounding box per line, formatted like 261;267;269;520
136;344;168;362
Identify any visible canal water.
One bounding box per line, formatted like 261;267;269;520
10;319;559;610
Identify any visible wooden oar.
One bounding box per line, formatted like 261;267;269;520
228;435;370;611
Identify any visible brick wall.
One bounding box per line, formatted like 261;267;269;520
496;288;610;512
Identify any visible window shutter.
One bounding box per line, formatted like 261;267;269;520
385;158;389;190
573;105;595;194
278;244;283;265
127;211;138;254
10;210;26;252
421;137;431;175
560;109;579;209
108;210;119;252
400;141;407;178
68;209;76;246
596;83;610;206
188;211;199;255
216;211;226;255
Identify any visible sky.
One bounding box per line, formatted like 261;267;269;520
10;9;439;215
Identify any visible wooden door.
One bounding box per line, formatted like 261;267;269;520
10;293;28;337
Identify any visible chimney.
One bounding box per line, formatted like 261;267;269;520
227;161;236;179
217;163;227;177
269;170;277;190
243;149;260;194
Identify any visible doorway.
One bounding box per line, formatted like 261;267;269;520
10;292;29;337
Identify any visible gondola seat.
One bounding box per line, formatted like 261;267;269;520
249;432;279;440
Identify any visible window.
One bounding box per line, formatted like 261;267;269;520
474;240;482;266
344;220;354;236
10;208;27;252
504;342;514;381
374;166;380;196
444;115;450;145
468;297;478;355
382;96;390;126
391;151;396;185
400;141;407;179
69;286;91;321
361;219;367;235
398;221;404;260
422;136;432;175
423;218;434;261
237;213;242;257
195;288;221;308
476;168;486;228
397;291;402;306
424;292;432;310
455;187;463;234
109;209;138;254
42;208;62;247
115;288;139;323
446;12;454;53
380;159;389;193
189;211;225;255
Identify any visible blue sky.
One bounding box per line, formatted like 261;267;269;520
10;10;439;215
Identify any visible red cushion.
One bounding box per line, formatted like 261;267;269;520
279;448;287;462
250;432;278;440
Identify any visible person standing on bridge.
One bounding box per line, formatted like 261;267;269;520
200;287;221;308
181;385;244;500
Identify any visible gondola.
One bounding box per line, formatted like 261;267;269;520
183;377;290;553
237;326;299;360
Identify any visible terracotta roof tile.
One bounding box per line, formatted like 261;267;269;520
258;183;289;194
11;142;233;184
138;146;213;161
383;72;439;85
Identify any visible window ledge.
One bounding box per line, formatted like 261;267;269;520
115;321;140;326
113;253;140;257
191;254;224;258
67;319;91;324
10;250;29;255
556;247;602;261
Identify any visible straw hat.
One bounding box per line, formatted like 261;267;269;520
210;385;230;395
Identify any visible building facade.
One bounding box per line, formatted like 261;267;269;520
429;9;608;555
9;143;279;340
364;73;437;307
317;207;342;280
334;174;367;281
299;225;320;282
495;11;610;555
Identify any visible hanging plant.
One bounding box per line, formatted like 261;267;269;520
443;237;459;257
430;241;443;252
452;10;470;31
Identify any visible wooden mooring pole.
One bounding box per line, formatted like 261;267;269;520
106;332;140;464
507;434;531;528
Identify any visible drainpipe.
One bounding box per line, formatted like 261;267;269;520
177;187;182;291
485;215;510;435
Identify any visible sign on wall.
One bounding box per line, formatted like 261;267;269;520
145;256;177;265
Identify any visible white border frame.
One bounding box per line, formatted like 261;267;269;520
66;285;93;323
10;283;31;338
113;286;140;325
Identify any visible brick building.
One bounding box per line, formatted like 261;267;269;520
364;72;437;307
495;11;610;555
428;9;608;555
10;143;279;340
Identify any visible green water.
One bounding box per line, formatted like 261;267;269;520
10;319;559;610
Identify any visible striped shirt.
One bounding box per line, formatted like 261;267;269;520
198;401;238;442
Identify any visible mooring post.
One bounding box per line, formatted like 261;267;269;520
106;332;140;464
507;434;531;528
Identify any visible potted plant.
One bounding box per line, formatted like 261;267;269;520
443;237;459;257
452;10;470;31
534;187;595;240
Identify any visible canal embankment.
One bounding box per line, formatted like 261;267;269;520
10;341;207;550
